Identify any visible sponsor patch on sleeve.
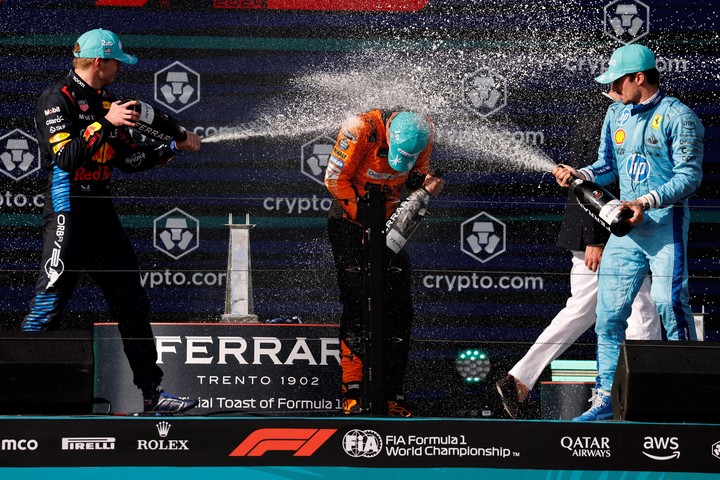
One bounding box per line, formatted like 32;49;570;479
83;122;102;141
332;147;348;160
49;132;71;143
52;139;71;154
329;155;345;168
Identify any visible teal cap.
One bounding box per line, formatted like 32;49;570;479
387;112;430;172
594;44;656;84
74;29;137;65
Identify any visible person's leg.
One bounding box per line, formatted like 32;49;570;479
509;251;599;391
22;211;80;331
574;236;647;421
328;216;365;413
90;213;163;392
91;212;195;412
647;212;696;341
595;236;647;393
624;275;662;340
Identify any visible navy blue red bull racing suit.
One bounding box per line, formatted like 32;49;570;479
22;70;175;391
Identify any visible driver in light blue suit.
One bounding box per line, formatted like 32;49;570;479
553;43;704;421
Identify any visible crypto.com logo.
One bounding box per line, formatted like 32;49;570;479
155;62;200;114
462;69;507;118
461;212;506;263
604;0;650;44
0;129;40;181
229;428;336;457
712;440;720;460
301;135;335;185
153;208;200;259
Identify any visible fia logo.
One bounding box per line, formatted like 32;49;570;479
343;429;383;458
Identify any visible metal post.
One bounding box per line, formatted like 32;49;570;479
221;213;259;323
362;185;386;415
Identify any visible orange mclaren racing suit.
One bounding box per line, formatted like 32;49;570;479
324;109;433;404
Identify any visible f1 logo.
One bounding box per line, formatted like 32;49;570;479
229;428;336;457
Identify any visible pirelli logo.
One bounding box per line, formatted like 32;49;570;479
229;428;336;457
61;437;116;450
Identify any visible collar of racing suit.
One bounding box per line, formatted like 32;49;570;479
630;90;665;116
68;69;106;101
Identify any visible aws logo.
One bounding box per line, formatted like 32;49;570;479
229;428;336;457
642;436;680;461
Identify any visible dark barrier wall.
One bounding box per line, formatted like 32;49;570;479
0;0;718;413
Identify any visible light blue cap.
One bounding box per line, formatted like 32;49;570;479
594;44;656;84
387;112;430;173
74;29;137;65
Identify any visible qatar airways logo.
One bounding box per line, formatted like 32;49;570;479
560;436;611;458
155;335;340;366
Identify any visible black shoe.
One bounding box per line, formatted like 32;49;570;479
341;386;364;415
495;375;521;419
143;388;198;413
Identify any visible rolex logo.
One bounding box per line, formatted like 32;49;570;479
156;421;171;438
138;421;189;451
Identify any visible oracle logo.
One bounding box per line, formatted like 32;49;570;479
229;428;336;457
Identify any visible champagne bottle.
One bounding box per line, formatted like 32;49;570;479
122;99;187;143
385;187;431;255
569;174;633;237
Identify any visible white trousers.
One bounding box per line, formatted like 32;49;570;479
509;250;660;390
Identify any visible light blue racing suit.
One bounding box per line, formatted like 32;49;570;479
579;91;704;393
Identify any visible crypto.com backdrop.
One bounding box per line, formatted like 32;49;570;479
0;0;718;413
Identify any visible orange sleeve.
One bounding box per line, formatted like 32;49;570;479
324;114;370;220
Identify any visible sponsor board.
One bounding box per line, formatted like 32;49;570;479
0;418;717;472
93;323;341;415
